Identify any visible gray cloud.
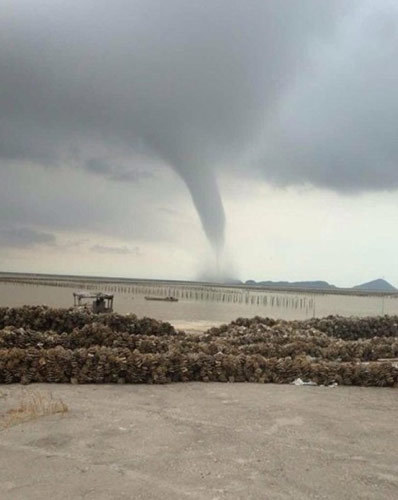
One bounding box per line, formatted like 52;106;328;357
84;158;153;183
0;0;355;251
0;164;183;245
91;244;140;255
0;227;56;248
260;1;398;193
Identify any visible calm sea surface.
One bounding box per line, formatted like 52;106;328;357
1;274;397;331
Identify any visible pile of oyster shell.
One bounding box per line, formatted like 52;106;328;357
0;307;397;386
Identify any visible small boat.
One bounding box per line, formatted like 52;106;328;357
144;296;178;302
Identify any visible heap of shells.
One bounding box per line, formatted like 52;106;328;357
0;306;397;386
0;305;176;335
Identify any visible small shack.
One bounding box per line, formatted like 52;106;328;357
73;292;114;313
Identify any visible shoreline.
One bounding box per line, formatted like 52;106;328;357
1;271;397;297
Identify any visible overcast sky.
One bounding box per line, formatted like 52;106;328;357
1;0;398;286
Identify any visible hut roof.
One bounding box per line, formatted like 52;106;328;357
73;292;114;299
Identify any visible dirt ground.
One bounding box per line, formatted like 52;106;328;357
0;383;397;500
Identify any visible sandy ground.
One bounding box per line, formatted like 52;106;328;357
172;320;222;334
0;384;397;500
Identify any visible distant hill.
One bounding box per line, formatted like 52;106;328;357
353;279;397;293
244;277;397;292
245;280;336;290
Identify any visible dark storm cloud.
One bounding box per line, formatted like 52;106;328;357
2;0;395;249
0;227;56;248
